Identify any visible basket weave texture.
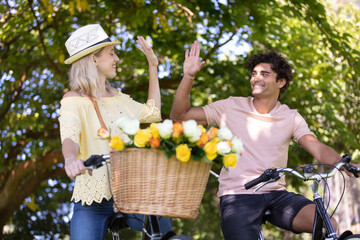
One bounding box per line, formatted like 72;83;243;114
110;148;212;220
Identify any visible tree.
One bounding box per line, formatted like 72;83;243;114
1;0;359;239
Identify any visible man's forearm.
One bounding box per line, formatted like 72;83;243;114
170;76;194;121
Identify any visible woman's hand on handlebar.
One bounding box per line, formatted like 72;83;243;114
64;157;92;179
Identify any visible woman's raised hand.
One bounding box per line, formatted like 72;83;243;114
136;36;159;67
183;41;206;78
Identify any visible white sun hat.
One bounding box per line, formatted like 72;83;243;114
64;24;120;64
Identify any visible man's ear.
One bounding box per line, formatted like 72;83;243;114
278;78;286;88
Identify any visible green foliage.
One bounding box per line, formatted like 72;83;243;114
1;0;359;239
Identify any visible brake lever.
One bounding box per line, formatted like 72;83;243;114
253;172;283;193
253;179;276;193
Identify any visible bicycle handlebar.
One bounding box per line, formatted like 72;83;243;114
83;154;110;169
244;154;360;191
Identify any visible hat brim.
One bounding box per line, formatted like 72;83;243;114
64;41;121;64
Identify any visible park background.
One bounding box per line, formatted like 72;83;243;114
1;0;360;239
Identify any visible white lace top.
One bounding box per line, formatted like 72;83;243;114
58;91;161;205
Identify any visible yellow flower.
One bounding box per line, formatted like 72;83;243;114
223;154;237;168
198;125;207;133
109;136;125;151
149;123;160;139
134;129;151;147
204;139;218;160
175;144;191;162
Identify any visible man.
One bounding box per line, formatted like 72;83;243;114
170;41;349;239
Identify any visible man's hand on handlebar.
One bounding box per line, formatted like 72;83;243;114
343;163;360;178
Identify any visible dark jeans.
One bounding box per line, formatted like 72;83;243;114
220;191;314;240
70;198;172;240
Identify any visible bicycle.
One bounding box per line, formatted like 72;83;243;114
244;154;360;240
83;154;193;240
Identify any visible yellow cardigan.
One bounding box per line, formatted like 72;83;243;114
59;91;161;205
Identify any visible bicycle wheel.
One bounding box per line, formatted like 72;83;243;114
344;234;360;240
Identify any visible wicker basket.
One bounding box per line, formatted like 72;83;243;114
110;148;212;220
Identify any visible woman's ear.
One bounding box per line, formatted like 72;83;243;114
93;55;97;64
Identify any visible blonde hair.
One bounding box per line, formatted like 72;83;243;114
68;48;111;99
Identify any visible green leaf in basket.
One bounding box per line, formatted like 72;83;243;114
203;155;213;163
164;148;173;159
191;147;204;162
191;154;202;162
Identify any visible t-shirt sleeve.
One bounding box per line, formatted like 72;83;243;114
202;98;230;126
292;111;314;141
58;98;81;144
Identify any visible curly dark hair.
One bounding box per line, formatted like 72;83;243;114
246;50;293;99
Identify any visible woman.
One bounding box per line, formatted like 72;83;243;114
59;24;171;239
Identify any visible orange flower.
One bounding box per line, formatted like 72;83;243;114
208;127;218;139
98;128;110;139
196;132;209;147
172;122;184;138
149;137;160;149
227;139;232;148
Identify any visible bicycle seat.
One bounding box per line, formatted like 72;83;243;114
108;212;128;232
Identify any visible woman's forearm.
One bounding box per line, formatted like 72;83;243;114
148;65;161;110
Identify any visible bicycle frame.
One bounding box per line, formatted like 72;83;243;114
246;155;360;240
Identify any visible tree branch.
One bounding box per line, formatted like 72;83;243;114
0;165;65;231
0;68;30;120
0;151;63;211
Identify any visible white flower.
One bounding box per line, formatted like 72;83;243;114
231;136;244;154
120;132;133;145
116;116;140;135
217;141;231;155
218;126;233;140
157;119;173;139
182;120;202;142
116;116;130;129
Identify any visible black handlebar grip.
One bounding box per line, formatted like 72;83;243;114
345;165;360;178
84;155;103;167
244;174;267;190
244;169;278;190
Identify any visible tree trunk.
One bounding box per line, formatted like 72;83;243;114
328;173;360;234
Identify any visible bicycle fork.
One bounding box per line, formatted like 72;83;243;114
141;215;162;240
311;182;338;240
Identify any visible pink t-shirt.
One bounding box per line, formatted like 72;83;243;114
203;96;313;196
